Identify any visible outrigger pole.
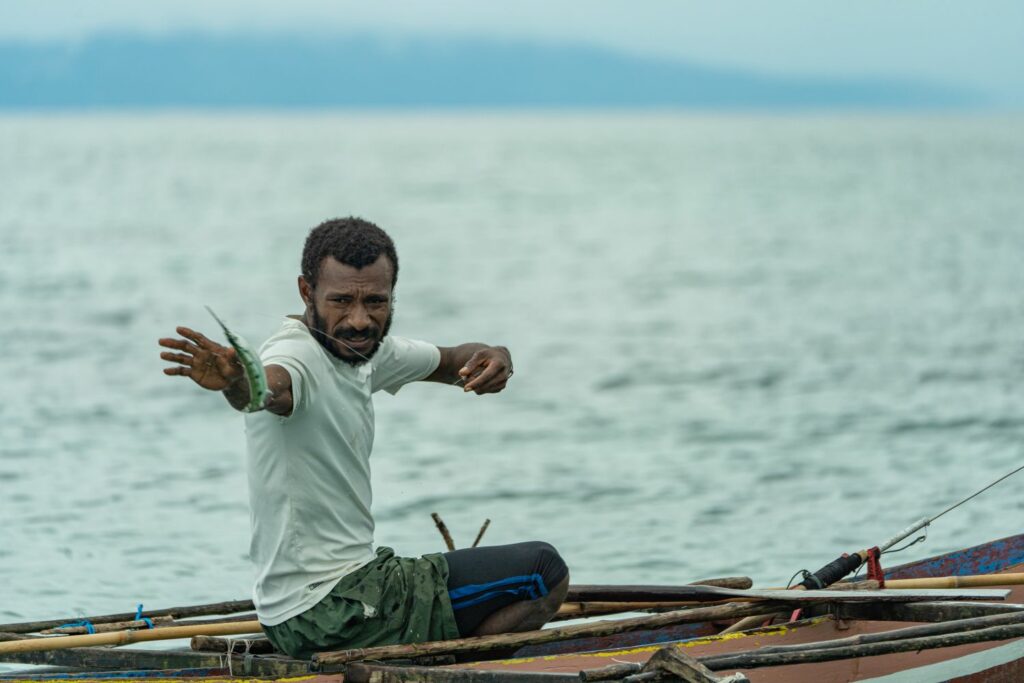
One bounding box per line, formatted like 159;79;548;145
797;462;1024;591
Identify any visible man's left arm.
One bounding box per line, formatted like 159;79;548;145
426;344;513;394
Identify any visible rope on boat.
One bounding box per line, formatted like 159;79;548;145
223;637;259;676
53;602;156;635
133;604;154;629
54;619;95;634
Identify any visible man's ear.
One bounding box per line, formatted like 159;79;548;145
297;276;313;307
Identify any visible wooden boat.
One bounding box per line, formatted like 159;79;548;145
3;532;1024;682
464;532;1024;682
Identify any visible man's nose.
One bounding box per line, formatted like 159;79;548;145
346;304;370;331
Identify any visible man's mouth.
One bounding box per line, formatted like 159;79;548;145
338;334;375;354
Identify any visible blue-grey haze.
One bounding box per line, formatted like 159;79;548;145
0;34;976;109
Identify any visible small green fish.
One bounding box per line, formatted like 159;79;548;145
205;306;271;413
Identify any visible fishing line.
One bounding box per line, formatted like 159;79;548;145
928;462;1024;526
800;459;1024;588
242;312;467;386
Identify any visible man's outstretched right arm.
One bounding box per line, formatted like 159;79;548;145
159;326;294;416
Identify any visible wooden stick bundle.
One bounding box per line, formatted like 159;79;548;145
0;621;264;655
608;610;1024;681
720;571;1024;636
702;608;1024;664
313;602;788;667
0;599;254;635
40;616;174;635
702;619;1024;672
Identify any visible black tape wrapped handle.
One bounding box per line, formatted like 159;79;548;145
798;553;863;590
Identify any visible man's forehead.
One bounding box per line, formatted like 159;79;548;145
318;255;393;290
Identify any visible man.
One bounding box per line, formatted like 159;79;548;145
158;217;568;659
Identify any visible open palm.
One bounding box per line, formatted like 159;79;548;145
158;326;243;391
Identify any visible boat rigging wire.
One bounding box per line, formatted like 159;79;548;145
799;460;1024;589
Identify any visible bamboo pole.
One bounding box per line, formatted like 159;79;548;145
720;572;1024;636
313;602;787;667
886;573;1024;589
0;621;264;655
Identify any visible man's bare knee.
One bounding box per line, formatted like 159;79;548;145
541;573;570;617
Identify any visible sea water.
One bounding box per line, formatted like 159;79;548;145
1;113;1023;631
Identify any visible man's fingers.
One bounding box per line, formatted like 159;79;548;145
159;338;200;355
160;351;193;365
463;359;503;392
177;326;216;349
472;377;508;395
163;366;192;377
459;351;485;378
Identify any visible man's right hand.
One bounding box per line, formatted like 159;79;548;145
159;326;245;392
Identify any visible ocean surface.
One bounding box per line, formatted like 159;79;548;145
2;113;1024;635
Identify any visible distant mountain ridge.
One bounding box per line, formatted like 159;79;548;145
0;33;976;109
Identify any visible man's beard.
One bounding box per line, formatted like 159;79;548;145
309;305;393;367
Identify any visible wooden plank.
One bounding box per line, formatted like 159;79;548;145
346;663;577;683
0;631;306;677
566;579;752;603
0;643;223;671
832;601;1024;623
0;666;229;680
566;586;1008;603
700;620;1024;671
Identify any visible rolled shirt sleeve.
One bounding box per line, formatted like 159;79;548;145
372;336;441;395
261;338;321;414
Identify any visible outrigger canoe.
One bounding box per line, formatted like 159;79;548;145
3;532;1024;683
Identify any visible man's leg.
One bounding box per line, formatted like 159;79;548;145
444;541;570;637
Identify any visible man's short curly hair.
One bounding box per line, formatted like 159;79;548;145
301;217;399;289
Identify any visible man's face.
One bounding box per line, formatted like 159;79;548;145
299;255;394;366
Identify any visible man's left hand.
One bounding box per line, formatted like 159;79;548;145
459;346;513;394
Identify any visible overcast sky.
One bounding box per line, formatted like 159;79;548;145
5;1;1023;104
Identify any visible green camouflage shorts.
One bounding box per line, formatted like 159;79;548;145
262;547;459;659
